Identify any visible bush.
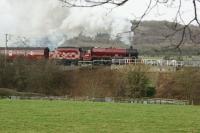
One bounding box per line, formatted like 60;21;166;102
116;65;155;98
146;86;156;97
156;68;200;104
71;68;121;97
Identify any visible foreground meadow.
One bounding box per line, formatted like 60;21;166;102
0;100;200;133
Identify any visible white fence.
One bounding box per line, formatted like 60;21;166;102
112;58;200;67
142;59;200;67
1;96;189;105
77;59;200;68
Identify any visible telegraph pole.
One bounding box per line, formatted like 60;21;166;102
5;34;8;66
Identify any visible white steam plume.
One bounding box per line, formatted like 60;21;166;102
0;0;133;47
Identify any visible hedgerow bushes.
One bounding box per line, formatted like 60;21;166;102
156;68;200;104
0;56;72;95
0;57;155;98
71;65;156;98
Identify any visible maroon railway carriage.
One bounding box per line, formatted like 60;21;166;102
0;47;49;60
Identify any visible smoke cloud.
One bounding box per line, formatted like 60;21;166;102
0;0;134;47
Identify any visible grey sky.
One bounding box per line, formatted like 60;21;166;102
0;0;199;40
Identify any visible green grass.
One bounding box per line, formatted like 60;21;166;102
0;100;200;133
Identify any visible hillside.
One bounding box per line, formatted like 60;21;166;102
133;21;199;45
132;21;200;55
61;33;129;48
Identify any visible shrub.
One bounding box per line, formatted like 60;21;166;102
146;86;156;97
116;65;155;98
156;68;200;104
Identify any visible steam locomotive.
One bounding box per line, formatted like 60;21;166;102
0;46;138;65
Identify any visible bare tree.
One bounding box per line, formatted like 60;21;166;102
59;0;200;48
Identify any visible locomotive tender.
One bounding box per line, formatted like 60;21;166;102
0;46;138;65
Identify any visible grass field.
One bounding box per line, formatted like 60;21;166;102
0;100;200;133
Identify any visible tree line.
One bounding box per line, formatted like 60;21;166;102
0;56;200;104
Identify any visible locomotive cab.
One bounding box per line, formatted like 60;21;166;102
126;46;138;59
79;47;93;61
44;47;50;59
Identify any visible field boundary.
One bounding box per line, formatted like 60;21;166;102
0;96;189;105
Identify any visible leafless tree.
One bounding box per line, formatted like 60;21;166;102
59;0;200;48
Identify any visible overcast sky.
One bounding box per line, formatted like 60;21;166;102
0;0;199;45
